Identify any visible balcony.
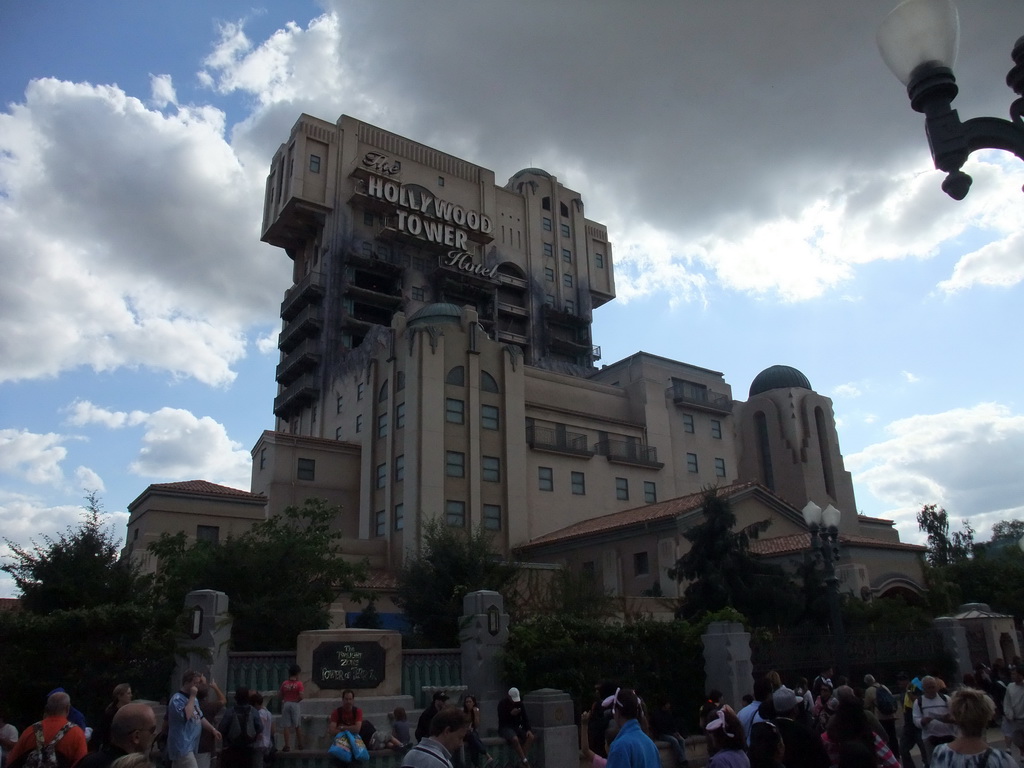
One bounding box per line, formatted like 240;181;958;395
496;329;529;346
273;373;320;418
669;380;733;414
278;304;323;352
275;338;321;386
592;345;602;361
497;273;528;290
280;271;325;320
596;439;663;468
496;300;529;317
526;425;593;457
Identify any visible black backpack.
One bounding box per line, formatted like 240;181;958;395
223;706;258;748
875;685;897;716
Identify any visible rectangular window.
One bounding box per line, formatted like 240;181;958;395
563;274;573;288
582;561;595;576
481;404;500;430
571;471;586;495
375;510;386;537
446;500;466;527
538;466;554;491
355;414;363;433
309;154;321;173
377;413;388;438
682;413;695;433
715;458;727;477
196;525;220;545
633;551;650;576
337;395;343;414
616;477;629;501
297;458;315;481
259;448;266;470
357;383;365;400
445;398;465;424
560;223;570;237
562;248;572;262
544;267;554;282
482;456;500;482
363;211;374;227
596;252;605;268
565;299;575;314
412;286;425;301
394;503;404;531
446;451;465;478
437;176;445;186
396;402;405;429
335;426;343;440
395;454;405;482
545;294;555;307
376;462;387;488
542;217;552;231
543;243;553;257
644;481;657;503
711;419;722;439
483;504;501;531
412;256;425;272
687;453;699;473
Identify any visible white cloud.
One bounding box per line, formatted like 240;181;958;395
255;332;278;355
74;466;105;492
0;429;67;485
901;371;920;384
149;74;177;108
833;383;862;399
847;403;1024;539
66;400;147;429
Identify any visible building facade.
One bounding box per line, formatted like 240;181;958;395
124;114;925;608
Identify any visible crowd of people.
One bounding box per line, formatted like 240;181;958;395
4;659;1024;768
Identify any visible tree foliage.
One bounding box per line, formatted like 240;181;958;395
669;488;799;627
990;520;1024;546
394;519;519;647
916;504;974;567
2;492;151;613
148;498;367;651
0;494;176;727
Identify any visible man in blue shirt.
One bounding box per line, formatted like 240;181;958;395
167;671;221;768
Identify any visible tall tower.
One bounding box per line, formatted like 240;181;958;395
260;115;615;437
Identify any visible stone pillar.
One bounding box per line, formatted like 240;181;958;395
702;621;753;711
523;688;576;768
933;617;972;682
173;590;232;694
460;590;509;734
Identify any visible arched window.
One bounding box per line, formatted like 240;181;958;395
378;381;389;402
446;366;465;386
480;371;499;393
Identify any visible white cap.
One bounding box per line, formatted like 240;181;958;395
509;687;521;702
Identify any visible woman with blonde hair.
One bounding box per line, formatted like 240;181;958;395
930;687;1015;768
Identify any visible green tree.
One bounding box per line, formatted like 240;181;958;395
916;504;974;567
991;520;1024;545
2;492;151;612
394;519;519;647
0;493;176;726
148;498;367;651
668;488;799;627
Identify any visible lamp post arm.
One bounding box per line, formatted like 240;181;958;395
961;115;1024;160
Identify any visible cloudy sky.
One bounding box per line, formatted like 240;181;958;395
2;1;1023;597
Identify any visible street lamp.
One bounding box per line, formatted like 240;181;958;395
876;0;1024;200
802;501;848;676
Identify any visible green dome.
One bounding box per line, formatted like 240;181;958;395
408;302;462;327
749;365;812;397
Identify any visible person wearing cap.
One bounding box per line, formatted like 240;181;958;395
863;674;898;750
497;688;534;766
769;686;828;768
899;676;925;768
416;692;449;743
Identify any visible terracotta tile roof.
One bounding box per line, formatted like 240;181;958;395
748;532;926;557
357;571;398;591
145;480;265;500
857;515;895;524
520;480;761;549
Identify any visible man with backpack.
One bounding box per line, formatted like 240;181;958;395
863;674;899;750
218;688;262;768
6;693;87;768
913;675;955;765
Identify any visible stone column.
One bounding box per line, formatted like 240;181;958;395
933;617;972;682
173;589;232;694
523;688;576;768
701;621;753;711
460;590;509;734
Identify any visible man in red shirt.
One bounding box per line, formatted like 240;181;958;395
328;691;362;738
7;692;87;768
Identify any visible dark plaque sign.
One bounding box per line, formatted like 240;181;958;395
312;641;386;689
